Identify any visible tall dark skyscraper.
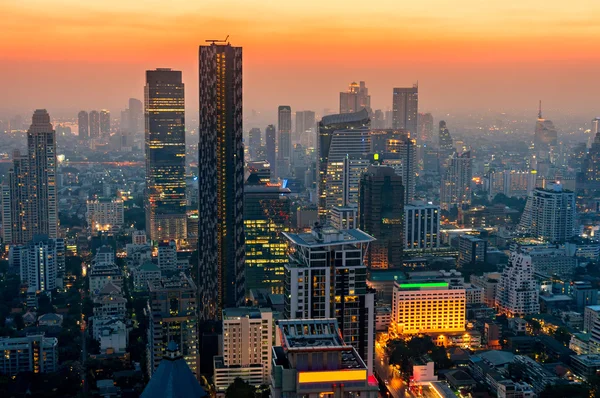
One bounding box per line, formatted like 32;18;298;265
100;109;110;136
265;124;276;175
248;127;261;160
340;81;371;114
89;110;100;138
1;110;57;244
78;110;89;139
439;120;454;152
198;42;245;320
359;165;404;269
277;105;292;177
392;85;418;136
418;112;434;142
129;98;144;135
144;68;187;244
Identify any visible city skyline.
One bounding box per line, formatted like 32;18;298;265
2;1;600;116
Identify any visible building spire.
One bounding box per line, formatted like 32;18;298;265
538;100;542;119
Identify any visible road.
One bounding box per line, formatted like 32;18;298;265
375;342;409;398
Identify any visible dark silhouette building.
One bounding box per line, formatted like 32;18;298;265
78;110;89;139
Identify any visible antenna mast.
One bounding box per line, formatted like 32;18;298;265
205;35;230;44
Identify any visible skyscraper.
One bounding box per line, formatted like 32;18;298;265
89;110;100;138
100;109;110;136
13;236;65;292
533;102;557;156
438;120;454;152
392;85;418;136
265;124;276;176
248;127;261;160
404;201;440;250
418;112;434;142
340;81;371;114
440;151;472;210
1;110;58;244
198;42;245;320
317;109;370;220
144;68;187;244
78;110;89;139
277;105;292;177
359;165;404;269
495;252;540;317
129;98;144;135
295;110;316;147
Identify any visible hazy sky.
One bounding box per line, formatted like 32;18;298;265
2;0;600;119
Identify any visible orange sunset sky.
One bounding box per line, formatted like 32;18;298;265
1;0;600;118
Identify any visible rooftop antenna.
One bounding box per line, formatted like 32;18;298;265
538;100;542;119
205;35;230;44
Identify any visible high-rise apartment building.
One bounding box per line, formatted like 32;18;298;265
87;197;124;233
342;155;371;207
359;165;404;269
438;120;454;152
340;81;371;114
440;151;472;210
265;124;276;176
277;105;292;177
244;179;291;294
1;110;57;244
392;85;418;136
12;235;65;291
198;42;245;320
584;128;600;190
404;201;440;250
317;109;370;220
89;110;100;138
144;68;187;244
391;281;466;335
283;225;376;372
147;273;199;379
518;183;575;243
495;252;540;317
418;112;434;142
0;335;58;376
295;110;316;147
78;110;89;139
100;109;110;136
213;308;273;393
248;127;261;160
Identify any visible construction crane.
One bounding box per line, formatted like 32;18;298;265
205;35;229;44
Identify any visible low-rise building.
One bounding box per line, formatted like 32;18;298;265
570;354;600;380
133;261;161;291
89;262;123;294
97;318;128;354
0;334;58;375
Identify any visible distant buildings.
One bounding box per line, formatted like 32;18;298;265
583;126;600;190
533;103;558;154
213;308;273;393
147;274;199;378
359;165;404;269
0;335;58;376
438;120;454;152
12;236;65;292
2;110;58;244
392;85;418;137
441;151;472;210
144;68;187;244
340;81;371;114
100;109;110;136
404;201;440;250
89;110;100;138
277;105;292;177
265;124;277;176
495;252;540;317
198;41;245;320
518;183;575;243
418;112;434;143
248;127;261;160
283;225;375;372
295;110;316;147
87;197;124;233
78;110;89;139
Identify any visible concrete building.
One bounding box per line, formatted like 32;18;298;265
392;85;418;136
391;281;466;335
283;225;376;373
0;335;58;375
157;240;177;272
495;252;540;316
585;305;600;333
330;206;357;230
458;235;487;267
13;236;65;292
404;201;440;250
572;281;599;311
89;262;123;294
270;319;378;398
87;197;124;233
440;151;472;210
213;308;273;393
340;81;371;114
133;261;161;290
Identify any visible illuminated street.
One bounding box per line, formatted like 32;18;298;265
375;341;408;398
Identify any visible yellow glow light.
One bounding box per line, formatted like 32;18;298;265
298;369;366;384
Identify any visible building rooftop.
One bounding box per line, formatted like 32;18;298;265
279;319;345;350
540;294;573;302
222;307;270;319
140;261;160;272
471;350;515;367
283;226;374;248
321;108;369;127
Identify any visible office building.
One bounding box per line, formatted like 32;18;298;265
100;109;110;136
283;225;375;372
518;183;575;243
198;42;245;320
157;240;177;272
584;127;600;190
277;105;292;176
13;236;65;292
359;165;404;269
214;308;273;393
496;252;540;317
330;206;358;230
271;319;379;397
89;110;100;138
438;120;453;152
458;235;488;267
248;127;261;160
317;109;370;220
340;81;371;114
87;197;124;233
78;110;89;139
265;124;276;176
392;85;418;136
147;273;199;378
144;69;187;244
0;334;58;376
295;110;316;147
418;112;434;143
244;180;291;294
1;110;57;245
572;281;598;311
534;103;558;153
379;132;417;202
440;151;472;210
404;201;440;250
342;154;371;207
391;281;466;335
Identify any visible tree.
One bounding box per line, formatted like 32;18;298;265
552;327;572;346
13;313;25;330
539;383;589;398
507;362;528;382
225;378;256;398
